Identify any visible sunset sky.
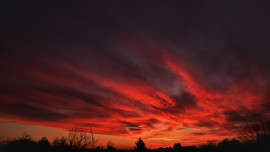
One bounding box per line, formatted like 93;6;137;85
1;0;270;149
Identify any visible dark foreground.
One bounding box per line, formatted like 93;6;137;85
1;136;270;152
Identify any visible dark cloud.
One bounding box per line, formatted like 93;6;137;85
143;118;160;128
193;121;219;128
190;132;206;136
119;118;160;130
0;103;70;122
224;109;263;123
172;92;198;110
120;121;139;128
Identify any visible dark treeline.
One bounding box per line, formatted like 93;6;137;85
1;121;270;152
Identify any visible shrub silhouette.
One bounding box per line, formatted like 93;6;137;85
173;142;182;151
2;133;38;152
38;137;50;145
53;136;67;147
37;137;50;152
52;136;70;152
135;137;147;152
107;141;116;152
199;143;216;152
218;138;241;152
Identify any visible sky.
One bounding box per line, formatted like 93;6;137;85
1;0;270;149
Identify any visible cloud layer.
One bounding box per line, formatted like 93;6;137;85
1;0;270;147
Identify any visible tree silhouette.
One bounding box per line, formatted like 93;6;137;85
37;137;50;151
38;137;50;146
90;128;98;149
68;127;91;149
135;137;147;152
107;141;116;152
218;138;241;152
53;136;67;147
173;142;182;151
3;133;38;152
238;121;270;145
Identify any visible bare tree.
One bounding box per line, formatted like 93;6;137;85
238;125;259;143
107;141;116;152
238;121;270;143
53;136;68;147
90;128;98;149
68;127;91;149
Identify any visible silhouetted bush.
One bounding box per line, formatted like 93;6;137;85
52;136;71;152
218;138;241;152
107;141;117;152
135;138;147;152
173;143;182;152
199;143;216;152
37;137;51;152
1;134;38;152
